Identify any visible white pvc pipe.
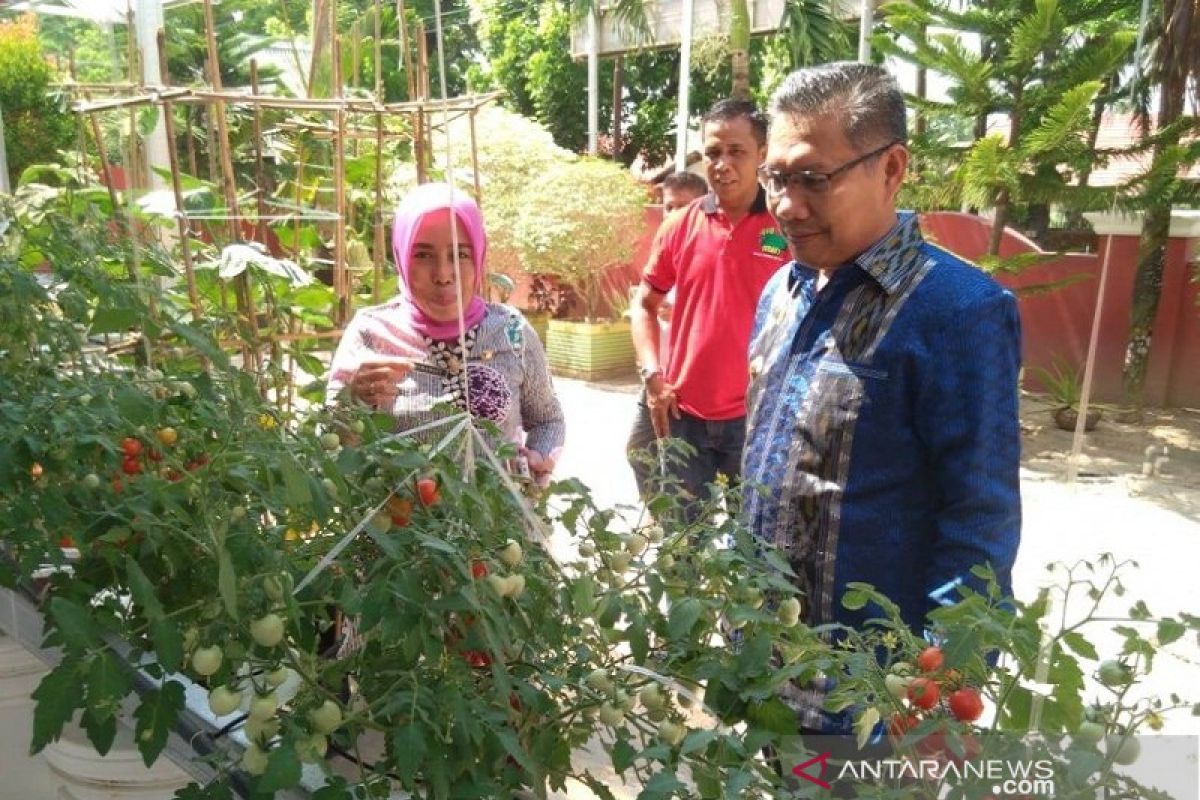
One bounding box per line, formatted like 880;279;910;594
135;0;170;188
587;9;600;155
674;0;695;173
858;0;874;63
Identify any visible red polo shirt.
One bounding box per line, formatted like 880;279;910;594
643;190;789;420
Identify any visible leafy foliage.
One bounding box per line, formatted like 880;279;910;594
0;15;76;187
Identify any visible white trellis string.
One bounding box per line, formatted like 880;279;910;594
430;0;477;481
292;415;471;596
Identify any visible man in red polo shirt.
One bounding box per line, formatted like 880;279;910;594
628;99;790;517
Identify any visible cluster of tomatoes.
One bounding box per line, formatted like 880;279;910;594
108;429;210;489
886;646;986;745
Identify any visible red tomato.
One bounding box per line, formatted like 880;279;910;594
122;456;143;475
58;535;76;548
111;478;124;494
30;462;44;478
916;646;944;673
147;448;164;463
888;712;920;741
907;677;940;710
471;560;489;579
464;650;491;668
948;688;984;722
387;497;413;527
121;437;143;458
416;477;439;507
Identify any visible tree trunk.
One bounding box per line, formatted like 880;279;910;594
1123;64;1187;404
987;188;1010;255
730;0;751;100
611;56;623;159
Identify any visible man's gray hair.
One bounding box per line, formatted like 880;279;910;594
769;62;907;148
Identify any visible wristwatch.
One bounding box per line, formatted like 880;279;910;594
639;365;662;383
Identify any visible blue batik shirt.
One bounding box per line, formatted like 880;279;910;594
743;211;1022;635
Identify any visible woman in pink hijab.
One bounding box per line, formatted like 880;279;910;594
327;182;563;484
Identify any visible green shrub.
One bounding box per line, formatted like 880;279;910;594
0;15;75;187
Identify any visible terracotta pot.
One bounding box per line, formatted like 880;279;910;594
1053;406;1101;432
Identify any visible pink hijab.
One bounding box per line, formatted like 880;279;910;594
391;182;487;340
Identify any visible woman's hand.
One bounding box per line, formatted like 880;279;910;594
522;447;559;488
351;357;414;410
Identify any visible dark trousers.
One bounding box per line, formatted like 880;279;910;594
625;394;745;521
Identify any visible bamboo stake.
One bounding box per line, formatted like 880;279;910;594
202;0;258;371
185;106;199;177
374;0;386;305
333;33;350;325
156;30;203;327
250;60;269;247
416;21;429;100
398;0;415;100
468;107;481;205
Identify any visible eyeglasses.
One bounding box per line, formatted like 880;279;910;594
757;141;899;196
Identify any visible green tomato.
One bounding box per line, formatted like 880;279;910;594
507;574;526;597
625;532;648;557
658;553;675;570
367;513;392;534
309;699;343;734
597;703;624;726
577;541;596;558
1098;660;1133;687
350;419;366;434
585;669;613;694
1107;733;1141;765
1074;721;1106;746
884;673;911;701
250;614;286;648
891;661;915;677
264;666;290;688
777;597;802;627
657;720;687;747
191;645;223;677
230;506;247;522
320;432;341;451
499;540;524;567
615;690;635;713
645;526;664;544
248;693;278;723
262;574;290;602
296;733;327;763
208;685;243;717
608;552;632;573
639;684;666;712
244;716;280;743
241;743;269;776
81;473;101;490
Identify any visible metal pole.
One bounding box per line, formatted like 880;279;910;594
0;108;10;194
674;0;695;173
858;0;874;63
587;9;600;155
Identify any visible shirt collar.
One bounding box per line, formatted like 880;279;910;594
786;211;923;296
701;186;768;216
852;211;924;295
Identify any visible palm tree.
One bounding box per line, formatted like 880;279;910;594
1123;0;1200;405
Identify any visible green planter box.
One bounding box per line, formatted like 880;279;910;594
545;319;636;380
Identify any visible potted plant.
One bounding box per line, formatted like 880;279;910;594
513;157;646;380
1033;356;1101;431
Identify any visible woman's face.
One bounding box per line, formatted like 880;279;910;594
407;209;477;322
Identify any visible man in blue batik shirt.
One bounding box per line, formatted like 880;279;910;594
743;63;1022;733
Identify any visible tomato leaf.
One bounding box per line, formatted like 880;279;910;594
257;741;302;793
87;651;131;722
30;660;84;753
48;596;98;652
1060;630;1098;660
745;697;796;735
611;737;637;772
390;723;427;780
280;456;312;510
1157;619;1186;647
680;729;717;755
941;627;981;668
133;680;186;766
125;556;164;620
216;542;239;622
150;618;184;673
81;704;117;756
639;769;684;798
667;598;703;642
